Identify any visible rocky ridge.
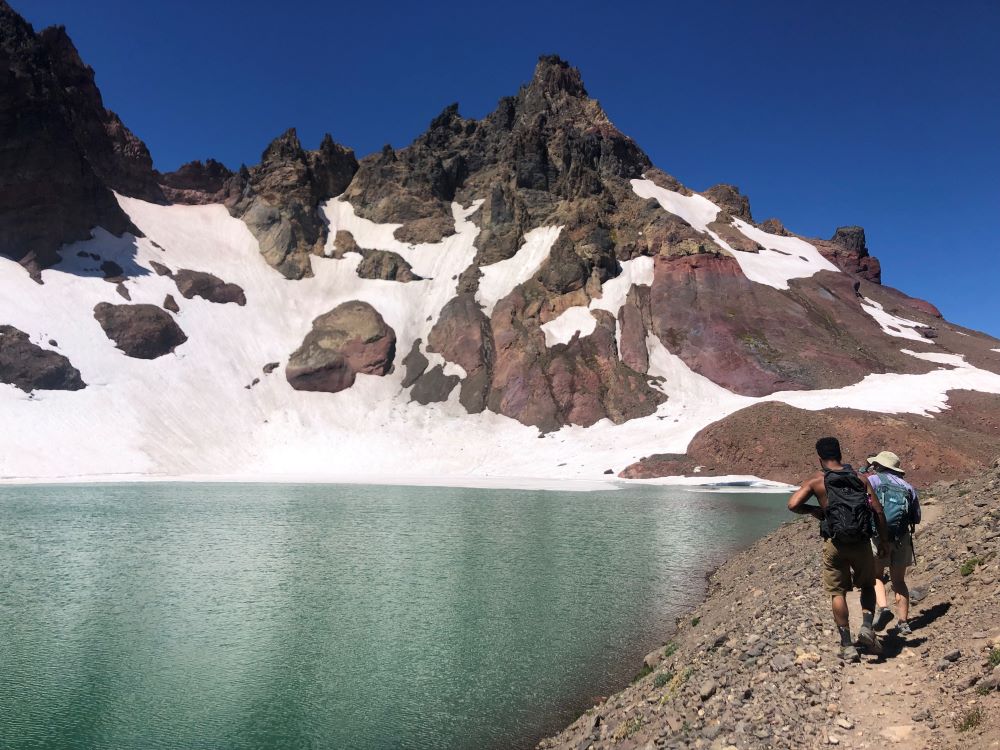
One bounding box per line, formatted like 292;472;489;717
539;461;1000;750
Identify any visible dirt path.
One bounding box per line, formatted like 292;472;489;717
538;465;1000;749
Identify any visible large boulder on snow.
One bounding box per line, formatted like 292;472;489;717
0;325;85;391
285;301;396;393
93;303;188;359
172;269;246;306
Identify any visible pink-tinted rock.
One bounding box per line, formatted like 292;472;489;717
285;301;395;393
427;294;494;412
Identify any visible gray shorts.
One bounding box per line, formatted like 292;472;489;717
872;533;915;569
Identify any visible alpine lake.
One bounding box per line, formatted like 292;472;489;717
0;482;790;749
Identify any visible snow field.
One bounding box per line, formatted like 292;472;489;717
1;196;999;487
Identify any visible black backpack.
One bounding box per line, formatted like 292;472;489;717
821;465;872;543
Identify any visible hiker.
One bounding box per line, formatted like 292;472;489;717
787;437;890;661
864;451;921;636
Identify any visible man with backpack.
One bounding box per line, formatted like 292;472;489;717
864;450;921;636
788;437;890;662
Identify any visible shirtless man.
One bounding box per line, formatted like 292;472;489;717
788;437;889;662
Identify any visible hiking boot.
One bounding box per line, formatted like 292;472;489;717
839;644;861;662
856;624;882;654
896;620;912;636
874;608;894;632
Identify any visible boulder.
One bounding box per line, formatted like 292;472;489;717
285;301;396;393
172;269;246;306
355;249;422;283
93;302;187;359
0;325;85;391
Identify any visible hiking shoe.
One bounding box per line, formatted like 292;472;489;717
839;644;861;662
856;624;882;654
896;621;912;636
874;608;894;632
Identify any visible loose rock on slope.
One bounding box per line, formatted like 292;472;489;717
93;302;188;359
285;301;396;393
0;324;85;391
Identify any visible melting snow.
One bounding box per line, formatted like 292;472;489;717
630;178;837;290
859;297;932;343
476;225;562;315
540;256;653;346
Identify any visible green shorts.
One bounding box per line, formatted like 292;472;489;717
872;534;915;569
822;538;876;597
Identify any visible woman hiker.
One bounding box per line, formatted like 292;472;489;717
864;450;921;636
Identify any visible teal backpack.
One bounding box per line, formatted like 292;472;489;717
873;473;911;541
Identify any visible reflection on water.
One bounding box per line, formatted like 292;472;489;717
0;482;788;749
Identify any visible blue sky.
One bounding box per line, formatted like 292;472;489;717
19;0;1000;336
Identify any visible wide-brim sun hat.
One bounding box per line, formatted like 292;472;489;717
867;450;904;475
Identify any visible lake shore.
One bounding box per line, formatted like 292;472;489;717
0;471;794;493
537;460;1000;749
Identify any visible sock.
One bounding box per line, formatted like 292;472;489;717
862;611;874;628
838;626;852;646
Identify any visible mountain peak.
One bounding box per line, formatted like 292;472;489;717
262;128;305;164
529;55;588;98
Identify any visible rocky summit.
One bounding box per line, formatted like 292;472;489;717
1;0;999;484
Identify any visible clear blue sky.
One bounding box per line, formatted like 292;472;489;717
18;0;1000;336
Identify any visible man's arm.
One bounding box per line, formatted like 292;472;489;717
788;475;825;520
863;475;889;557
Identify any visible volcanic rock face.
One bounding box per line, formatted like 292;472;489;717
343;55;700;301
485;283;664;431
0;1;135;276
225;130;358;279
0;325;85;391
159;160;233;204
427;294;494;413
93;302;188;359
36;26;163;202
701;184;753;222
646;256;933;396
812;225;882;283
285;301;396;393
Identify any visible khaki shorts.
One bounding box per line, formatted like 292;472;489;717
822;538;876;597
872;534;915;569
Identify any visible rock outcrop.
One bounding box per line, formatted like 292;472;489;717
812;225;882;283
701;183;753;223
343;55;710;300
93;302;188;359
285;301;396;393
0;1;135;277
224;130;357;279
0;324;85;391
159;159;233;204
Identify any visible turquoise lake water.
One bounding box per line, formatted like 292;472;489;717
0;482;789;749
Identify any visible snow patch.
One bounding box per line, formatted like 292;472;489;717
476;225;562;315
630;178;837;290
860;297;931;343
540;256;653;346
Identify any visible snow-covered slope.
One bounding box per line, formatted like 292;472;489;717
2;193;999;487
